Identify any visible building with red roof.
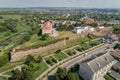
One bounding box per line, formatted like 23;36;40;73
42;21;53;34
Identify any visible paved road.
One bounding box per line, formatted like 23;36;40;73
42;41;117;80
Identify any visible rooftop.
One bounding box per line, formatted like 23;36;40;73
82;51;115;72
42;21;52;30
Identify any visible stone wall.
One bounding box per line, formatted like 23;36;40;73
11;40;66;62
10;31;95;62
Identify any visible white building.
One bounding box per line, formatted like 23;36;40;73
79;52;115;80
97;26;105;29
73;26;95;34
73;27;85;34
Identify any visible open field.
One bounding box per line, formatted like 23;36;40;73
58;31;75;37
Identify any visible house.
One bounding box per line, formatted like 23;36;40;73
42;21;53;34
105;32;118;40
97;26;105;29
106;20;120;25
81;17;95;25
73;26;95;34
96;21;105;26
79;52;115;80
41;21;59;37
73;27;85;34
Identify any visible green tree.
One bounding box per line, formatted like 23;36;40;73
25;55;36;65
36;55;42;63
1;19;18;32
66;72;80;80
38;29;42;36
41;34;49;40
113;25;120;34
89;22;98;27
54;68;80;80
114;43;120;49
22;66;33;80
10;69;22;80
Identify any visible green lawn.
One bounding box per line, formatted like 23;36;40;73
54;52;67;61
104;74;116;80
59;31;75;37
32;60;48;80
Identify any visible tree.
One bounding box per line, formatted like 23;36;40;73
54;68;80;80
22;66;33;80
36;55;42;63
89;22;98;27
66;72;80;80
1;19;18;32
9;69;22;80
114;43;120;49
41;34;49;40
38;29;42;36
25;55;36;65
113;25;120;34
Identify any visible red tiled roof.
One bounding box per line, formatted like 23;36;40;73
85;19;95;24
42;21;52;30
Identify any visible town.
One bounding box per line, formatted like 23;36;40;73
0;1;120;80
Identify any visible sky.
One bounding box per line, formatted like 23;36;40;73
0;0;120;8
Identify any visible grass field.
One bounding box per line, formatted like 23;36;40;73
54;52;67;61
59;31;75;37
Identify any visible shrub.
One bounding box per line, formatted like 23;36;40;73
75;47;83;52
66;50;76;56
45;56;57;66
41;34;49;40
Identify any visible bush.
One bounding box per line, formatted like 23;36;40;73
25;55;36;65
41;34;49;40
45;56;57;66
66;50;76;56
90;41;101;47
75;47;83;52
114;43;120;49
0;52;10;67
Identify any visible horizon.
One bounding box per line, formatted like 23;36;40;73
0;7;120;9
